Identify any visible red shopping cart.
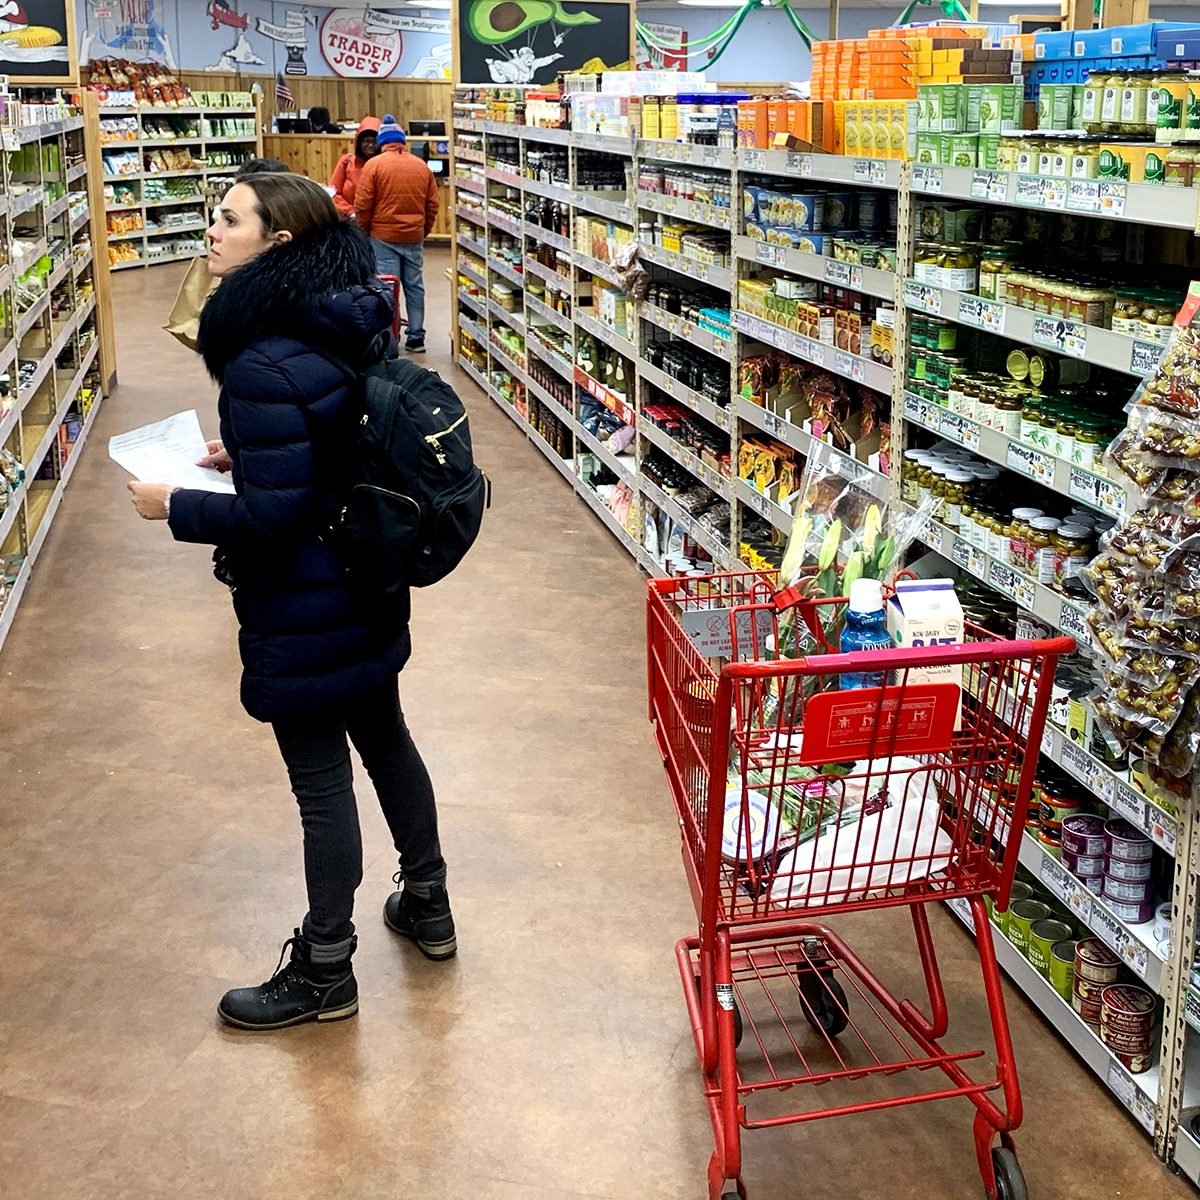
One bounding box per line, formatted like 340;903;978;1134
646;570;1075;1200
378;273;404;340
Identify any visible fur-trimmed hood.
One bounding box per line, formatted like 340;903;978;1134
198;218;393;383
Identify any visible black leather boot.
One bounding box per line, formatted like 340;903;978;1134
218;930;358;1030
384;874;457;960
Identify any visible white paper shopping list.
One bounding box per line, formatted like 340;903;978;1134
109;410;236;494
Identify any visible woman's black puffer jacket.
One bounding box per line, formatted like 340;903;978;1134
168;219;409;722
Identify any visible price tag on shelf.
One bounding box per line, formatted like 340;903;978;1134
1060;739;1093;784
1109;781;1146;830
947;895;975;930
970;169;990;200
1130;340;1163;378
852;159;871;184
760;409;785;437
1039;855;1073;905
695;261;711;283
1150;808;1178;855
912;165;943;194
1091;903;1149;979
787;151;814;176
747;487;772;519
824;259;852;286
903;279;943;316
1100;181;1128;218
1043;177;1068;210
848;265;864;291
869;161;888;187
1067;179;1101;213
742;149;766;172
959;295;986;328
987;560;1035;610
904;393;930;424
1007;441;1055;484
951;537;972;570
756;241;782;267
1031;314;1088;359
939;411;979;451
1095;477;1127;518
701;145;722;166
1014;174;1045;207
1058;601;1088;642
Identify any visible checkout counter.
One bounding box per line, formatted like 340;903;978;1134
262;132;452;241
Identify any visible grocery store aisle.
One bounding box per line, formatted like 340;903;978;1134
0;247;1188;1200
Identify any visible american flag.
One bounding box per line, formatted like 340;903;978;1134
275;73;295;112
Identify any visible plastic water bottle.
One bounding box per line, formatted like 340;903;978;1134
840;578;892;689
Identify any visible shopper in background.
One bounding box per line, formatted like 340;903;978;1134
129;173;455;1030
163;158;292;352
354;114;438;354
329;115;380;218
304;104;342;134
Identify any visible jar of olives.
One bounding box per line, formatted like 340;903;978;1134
1030;517;1063;584
1054;523;1094;589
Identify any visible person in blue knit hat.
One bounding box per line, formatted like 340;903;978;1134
355;113;439;353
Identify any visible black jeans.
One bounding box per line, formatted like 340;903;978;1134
272;679;445;945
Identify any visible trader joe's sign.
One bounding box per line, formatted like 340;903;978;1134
319;7;403;77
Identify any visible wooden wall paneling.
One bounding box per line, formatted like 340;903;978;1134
81;92;117;391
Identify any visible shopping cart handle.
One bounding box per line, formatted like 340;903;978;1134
723;635;1077;678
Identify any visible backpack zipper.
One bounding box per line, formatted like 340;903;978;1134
424;412;467;464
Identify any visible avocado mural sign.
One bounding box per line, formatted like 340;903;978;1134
455;0;630;86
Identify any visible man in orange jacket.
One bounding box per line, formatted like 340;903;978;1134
355;114;439;353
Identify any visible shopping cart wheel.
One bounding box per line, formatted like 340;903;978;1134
797;968;849;1037
991;1148;1027;1200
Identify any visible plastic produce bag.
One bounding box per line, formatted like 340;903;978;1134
768;757;954;907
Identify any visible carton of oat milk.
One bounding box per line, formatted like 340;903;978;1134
886;577;965;727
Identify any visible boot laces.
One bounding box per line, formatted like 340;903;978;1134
260;934;306;999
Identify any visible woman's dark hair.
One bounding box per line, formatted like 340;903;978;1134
235;157;289;178
234;173;338;239
308;105;331;128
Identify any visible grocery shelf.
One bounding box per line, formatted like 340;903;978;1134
488;255;524;289
484;164;523;189
145;221;206;236
522;176;571;204
1017;832;1164;994
642;475;733;567
453;284;482;316
44;195;69;222
527;332;574;383
637;140;734;170
10;187;44;216
456;231;486;259
639;302;731;357
576;480;644;562
639;416;729;498
141;137;203;147
570;130;635;155
12;237;49;278
736;234;898;302
946;900;1158;1137
575;309;635;362
458;260;487;292
526;423;575;485
639;243;733;292
458;356;489;394
575;364;635;427
735;474;795;535
486;208;522;238
13;115;84;142
1176;1125;1200;1187
488;298;525;336
735;310;893;395
454;175;485;196
637;357;730;432
575;419;636;485
911;164;1200;231
455;147;484;165
16;293;51;340
902;280;1164;379
457;312;487;347
489;339;528;386
525;258;573;293
635;189;732;231
573;251;622;288
455;204;485;228
516;125;570;147
913;509;1089;638
524;293;572;339
109;258;146;271
903;391;1129;520
1039;721;1178;858
66;162;87;184
735;396;882;479
738;149;900;190
526;377;573;428
522;222;572;253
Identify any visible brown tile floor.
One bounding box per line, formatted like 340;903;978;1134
0;248;1187;1200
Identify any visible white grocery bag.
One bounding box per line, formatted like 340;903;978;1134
768;756;954;907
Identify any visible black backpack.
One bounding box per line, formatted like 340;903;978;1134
324;354;490;592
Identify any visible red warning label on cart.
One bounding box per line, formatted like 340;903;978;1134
798;684;960;764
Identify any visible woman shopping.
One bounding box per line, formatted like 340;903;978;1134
127;173;455;1031
330;116;380;218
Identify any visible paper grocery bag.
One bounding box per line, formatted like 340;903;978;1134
164;257;217;351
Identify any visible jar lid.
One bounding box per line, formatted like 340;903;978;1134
1058;523;1092;537
1031;516;1062;531
1013;507;1045;519
947;470;974;483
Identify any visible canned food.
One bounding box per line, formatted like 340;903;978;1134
1072;986;1103;1027
1154;902;1172;942
1074;972;1113;1004
1008;899;1052;954
1040;790;1087;826
1062;813;1107;857
1104;875;1155;902
1049;939;1077;1001
1104;895;1156;924
1028;918;1074;977
1062;848;1105;878
1081;874;1104;896
1037;827;1062;859
994;881;1033;936
1075;937;1121;982
1106;856;1153;883
1100;984;1155;1072
1105;818;1152;862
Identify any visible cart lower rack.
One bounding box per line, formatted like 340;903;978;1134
647;571;1074;1200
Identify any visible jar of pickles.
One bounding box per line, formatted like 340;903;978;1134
979;246;1017;302
902;448;927;504
994;392;1023;437
1072;420;1105;471
943;470;972;530
1030;517;1062;584
1054;523;1095;589
1009;507;1045;573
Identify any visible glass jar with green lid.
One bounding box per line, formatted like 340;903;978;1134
1073;420;1104;471
976;385;998;430
1020;394;1044;444
1030;516;1063;584
1052;413;1078;462
979;246;1017;302
1054;523;1095;589
1029;402;1059;453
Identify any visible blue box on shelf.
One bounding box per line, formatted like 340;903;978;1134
1034;30;1075;61
1157;29;1200;63
1101;21;1200;58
